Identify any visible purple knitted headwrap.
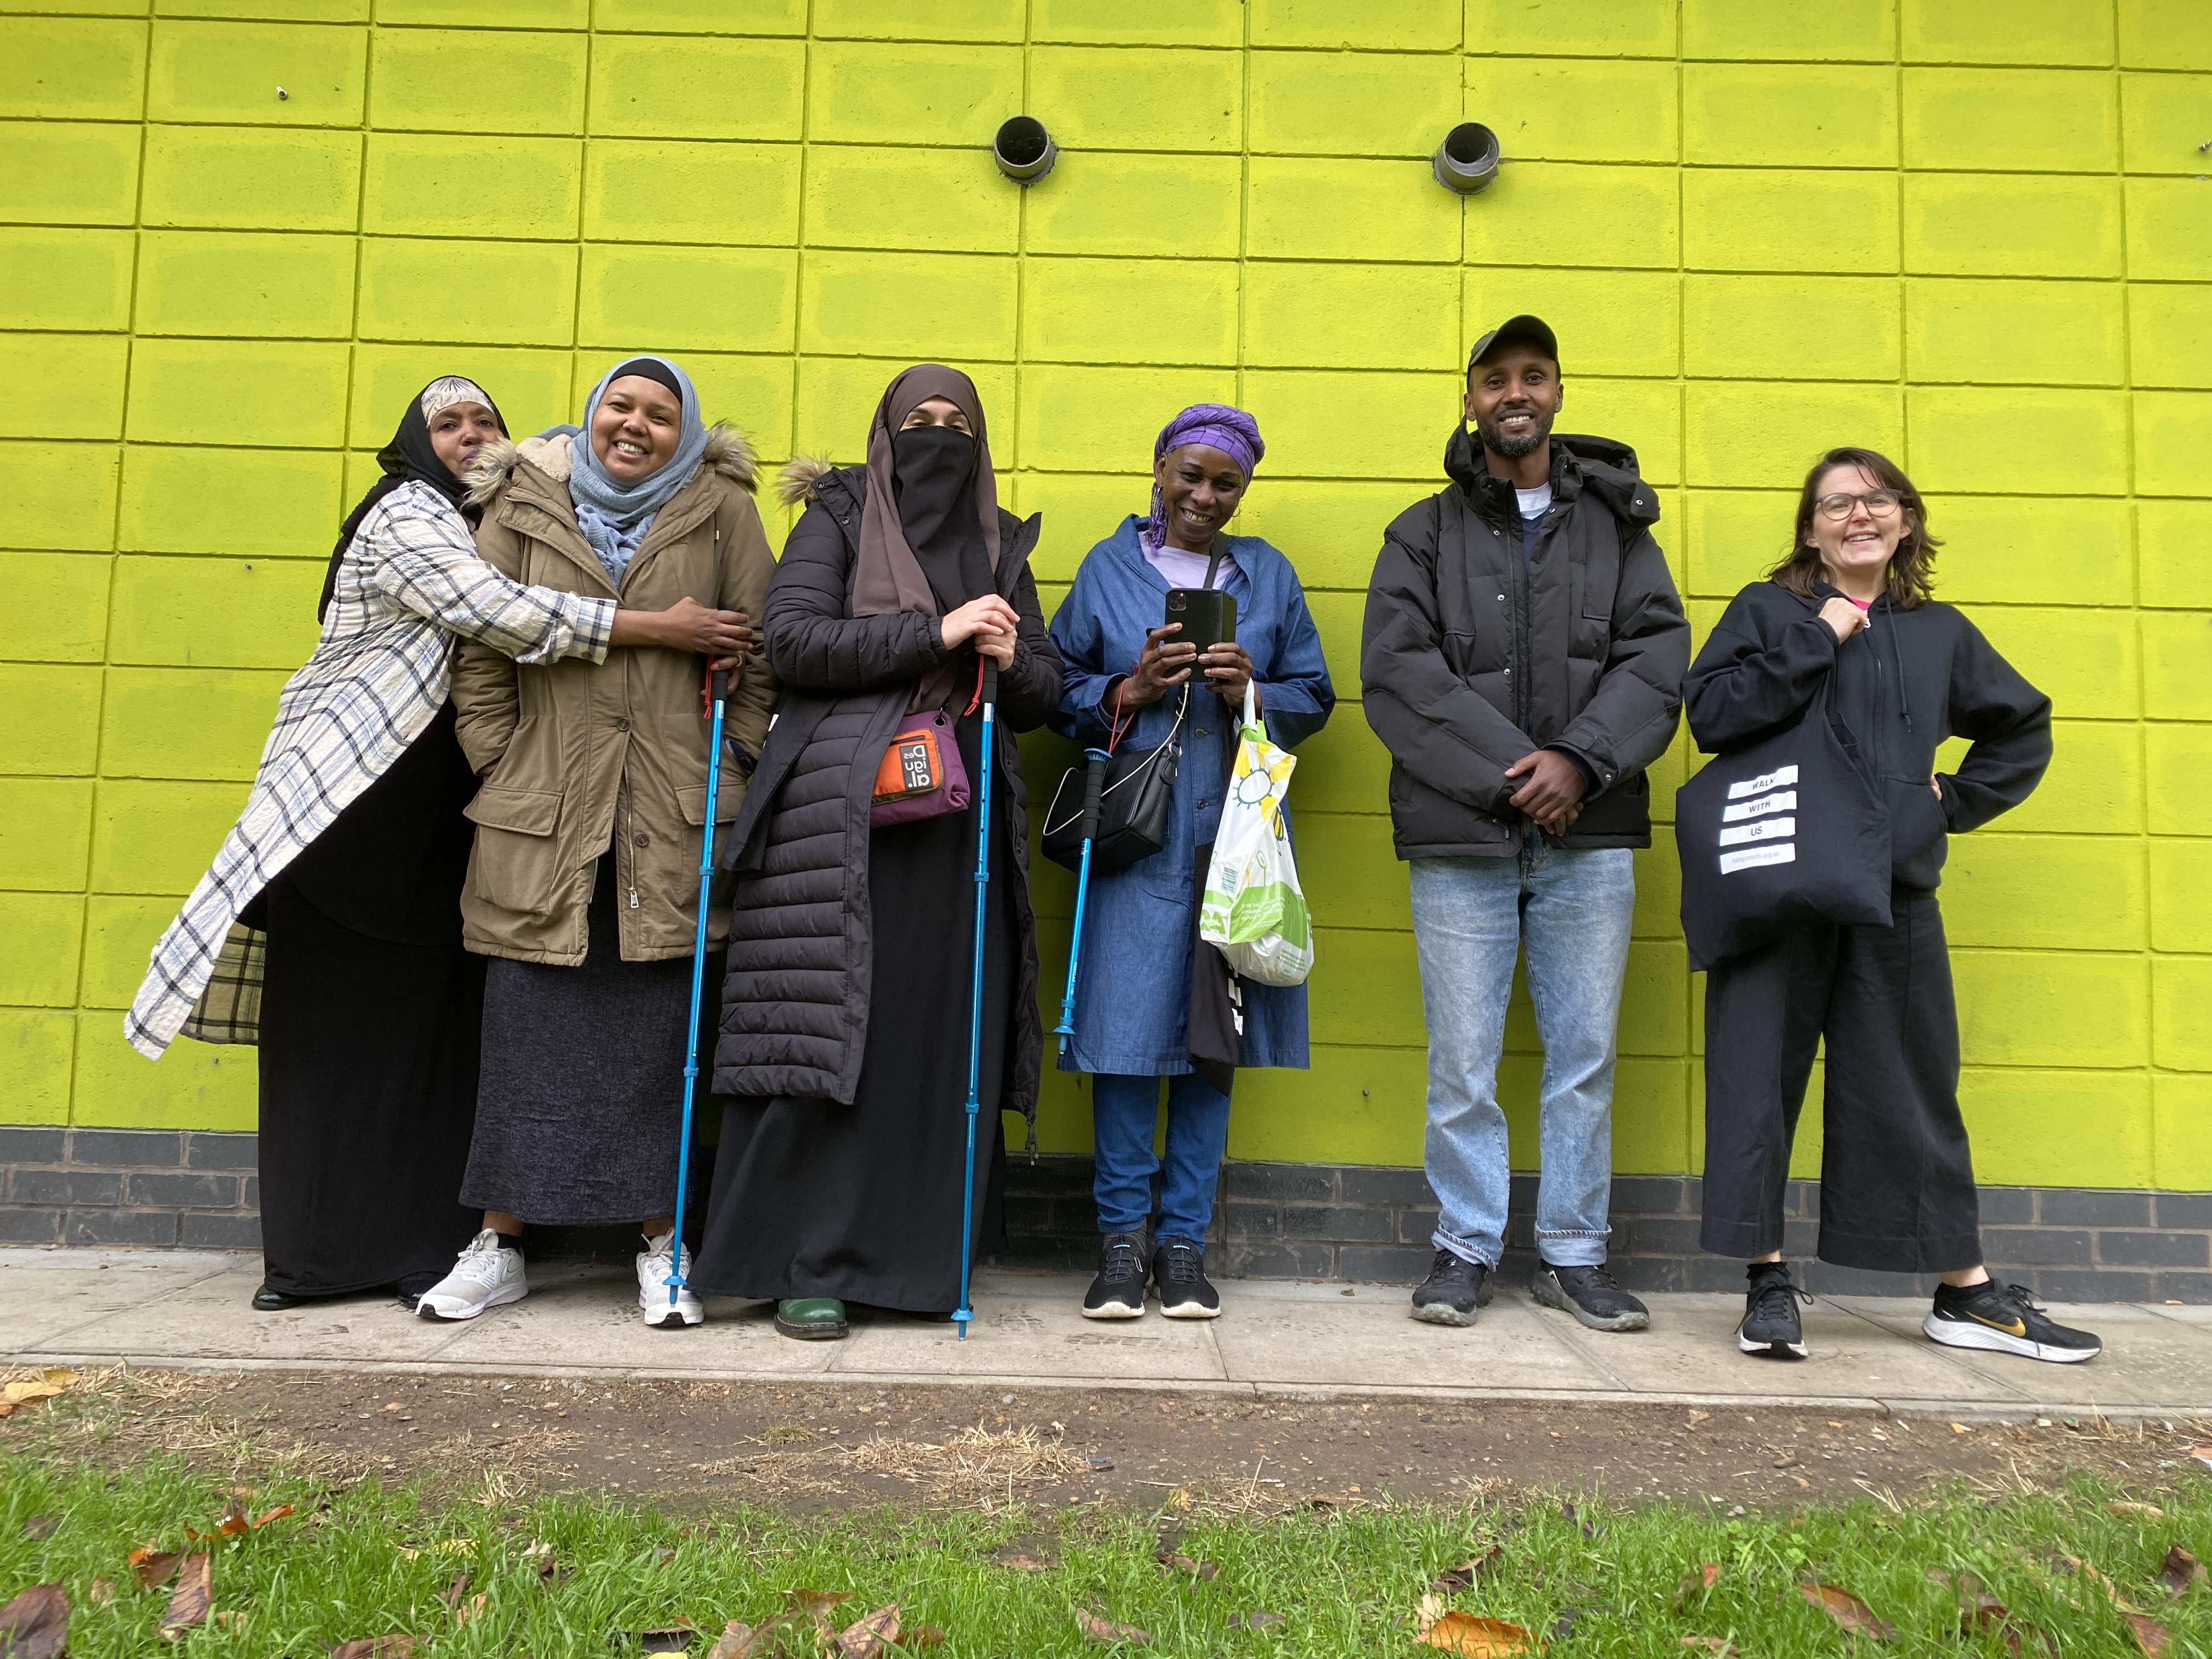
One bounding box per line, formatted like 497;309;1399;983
1144;403;1264;549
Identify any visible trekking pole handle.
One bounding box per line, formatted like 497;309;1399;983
709;667;730;706
1079;748;1108;839
983;656;998;704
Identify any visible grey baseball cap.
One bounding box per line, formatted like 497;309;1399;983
1468;313;1560;371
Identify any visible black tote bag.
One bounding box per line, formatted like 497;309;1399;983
1041;686;1186;873
1674;672;1893;971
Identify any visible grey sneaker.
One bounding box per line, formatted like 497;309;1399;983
1532;1261;1650;1332
1738;1262;1812;1359
1410;1249;1491;1327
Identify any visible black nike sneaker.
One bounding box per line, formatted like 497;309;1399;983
1737;1261;1812;1359
1082;1232;1149;1319
1410;1248;1492;1327
1532;1260;1650;1332
1923;1280;2101;1364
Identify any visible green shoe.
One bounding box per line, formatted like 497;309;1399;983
774;1296;848;1340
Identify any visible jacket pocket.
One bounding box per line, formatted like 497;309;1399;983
675;783;742;826
464;785;564;915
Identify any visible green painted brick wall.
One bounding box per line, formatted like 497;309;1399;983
1;0;2205;1193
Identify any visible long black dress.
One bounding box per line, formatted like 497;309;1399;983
699;702;1012;1311
255;702;486;1296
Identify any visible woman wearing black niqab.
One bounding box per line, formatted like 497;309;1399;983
696;366;1065;1339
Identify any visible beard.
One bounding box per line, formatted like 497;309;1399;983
1480;416;1549;460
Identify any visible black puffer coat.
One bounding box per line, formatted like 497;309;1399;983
709;462;1063;1126
1361;429;1691;857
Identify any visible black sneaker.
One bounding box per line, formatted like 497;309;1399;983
1082;1232;1149;1320
1739;1262;1812;1359
1410;1248;1491;1327
1532;1260;1650;1332
1924;1280;2101;1364
1152;1238;1221;1319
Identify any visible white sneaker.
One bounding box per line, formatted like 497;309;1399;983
416;1229;528;1321
637;1231;703;1328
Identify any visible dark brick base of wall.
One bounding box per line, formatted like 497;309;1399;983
4;1129;2207;1302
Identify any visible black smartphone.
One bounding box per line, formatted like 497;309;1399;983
1164;588;1237;658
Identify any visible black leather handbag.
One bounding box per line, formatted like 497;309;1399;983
1674;670;1893;971
1042;686;1187;873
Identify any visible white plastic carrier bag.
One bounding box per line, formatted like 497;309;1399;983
1199;682;1314;988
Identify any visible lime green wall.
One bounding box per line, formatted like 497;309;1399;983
1;0;2206;1189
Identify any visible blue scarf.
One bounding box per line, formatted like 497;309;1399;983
564;354;709;583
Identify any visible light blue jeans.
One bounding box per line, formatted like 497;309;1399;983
1410;830;1636;1271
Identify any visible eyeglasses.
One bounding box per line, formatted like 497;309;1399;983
1816;489;1904;520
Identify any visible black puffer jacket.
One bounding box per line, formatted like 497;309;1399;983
1684;580;2051;891
1361;430;1690;857
709;462;1064;1125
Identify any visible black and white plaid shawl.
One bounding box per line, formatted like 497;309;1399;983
127;481;613;1059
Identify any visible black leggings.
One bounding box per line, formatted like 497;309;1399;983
1700;888;1982;1274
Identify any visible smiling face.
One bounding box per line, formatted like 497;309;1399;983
1805;461;1911;586
590;375;684;482
1465;345;1562;461
427;401;501;480
1153;442;1248;551
899;396;973;435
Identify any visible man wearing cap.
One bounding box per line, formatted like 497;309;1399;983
1362;315;1690;1332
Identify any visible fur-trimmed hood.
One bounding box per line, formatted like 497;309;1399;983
466;422;758;507
774;454;840;507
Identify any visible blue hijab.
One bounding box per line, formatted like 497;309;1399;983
566;354;708;582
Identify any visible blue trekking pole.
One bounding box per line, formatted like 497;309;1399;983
665;665;730;1312
1052;748;1111;1056
953;658;999;1340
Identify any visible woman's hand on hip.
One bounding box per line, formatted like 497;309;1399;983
1818;596;1868;643
1120;624;1199;709
939;595;1020;665
612;595;756;658
1200;641;1254;706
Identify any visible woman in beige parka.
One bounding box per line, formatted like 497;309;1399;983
415;354;778;1331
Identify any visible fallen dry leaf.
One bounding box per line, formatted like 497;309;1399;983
1156;1554;1219;1581
20;1516;57;1541
993;1553;1048;1572
252;1503;295;1530
2124;1612;2172;1658
129;1546;184;1589
88;1579;114;1606
1680;1640;1736;1657
1796;1582;1894;1639
1415;1592;1447;1636
834;1604;900;1658
902;1625;947;1651
2158;1547;2207;1599
1674;1564;1722;1606
2107;1502;2164;1519
1418;1612;1537;1656
455;1594;488;1628
1229;1612;1286;1631
161;1552;212;1638
0;1371;79;1419
703;1621;776;1659
0;1583;69;1659
327;1637;416;1659
1434;1545;1504;1594
1075;1609;1153;1646
786;1589;854;1639
437;1572;470;1611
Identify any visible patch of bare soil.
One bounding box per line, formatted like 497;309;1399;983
6;1363;2204;1516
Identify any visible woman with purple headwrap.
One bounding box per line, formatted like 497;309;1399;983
1047;404;1335;1322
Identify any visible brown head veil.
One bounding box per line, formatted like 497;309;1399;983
850;364;1002;619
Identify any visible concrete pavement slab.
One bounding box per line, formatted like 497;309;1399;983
0;1249;236;1352
1826;1297;2212;1412
1528;1291;2039;1405
826;1273;1228;1384
1207;1279;1610;1392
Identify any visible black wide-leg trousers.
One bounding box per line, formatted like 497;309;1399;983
1700;887;1983;1274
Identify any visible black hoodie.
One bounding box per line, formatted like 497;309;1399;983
1683;580;2051;891
1361;429;1691;857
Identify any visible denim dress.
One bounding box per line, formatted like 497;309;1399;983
1046;517;1335;1076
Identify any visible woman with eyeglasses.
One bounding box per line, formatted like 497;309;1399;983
1684;446;2100;1368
